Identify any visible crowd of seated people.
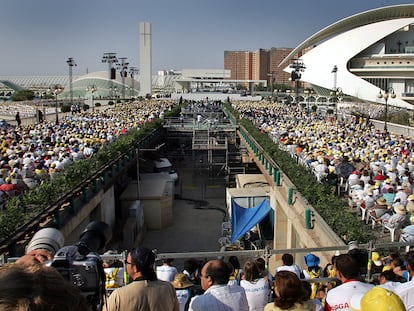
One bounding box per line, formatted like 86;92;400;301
232;100;414;240
0;100;177;203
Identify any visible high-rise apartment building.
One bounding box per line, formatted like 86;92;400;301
270;48;298;86
224;47;299;89
224;51;251;83
252;49;270;82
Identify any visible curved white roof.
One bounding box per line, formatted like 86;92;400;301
280;4;414;68
281;4;414;109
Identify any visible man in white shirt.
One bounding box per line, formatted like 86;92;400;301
325;254;373;311
395;250;414;311
156;258;178;282
394;186;408;206
189;259;248;311
276;253;302;278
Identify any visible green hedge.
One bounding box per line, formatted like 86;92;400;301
225;103;371;243
0;103;183;241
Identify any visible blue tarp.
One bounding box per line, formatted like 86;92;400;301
231;198;271;243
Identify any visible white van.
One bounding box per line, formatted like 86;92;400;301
153;158;178;182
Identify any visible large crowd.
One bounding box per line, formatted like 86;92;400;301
0;100;176;205
232;101;414;242
2;99;414;310
4;236;414;311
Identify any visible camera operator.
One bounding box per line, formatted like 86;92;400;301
12;221;112;311
0;263;90;310
104;246;179;311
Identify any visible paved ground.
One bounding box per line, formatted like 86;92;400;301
141;154;229;270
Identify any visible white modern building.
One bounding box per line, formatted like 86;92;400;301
280;4;414;110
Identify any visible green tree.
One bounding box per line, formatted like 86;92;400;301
11;90;35;101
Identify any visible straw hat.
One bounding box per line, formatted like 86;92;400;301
172;273;193;289
376;197;387;206
394;204;406;215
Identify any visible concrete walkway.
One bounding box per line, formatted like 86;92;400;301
141;155;228;270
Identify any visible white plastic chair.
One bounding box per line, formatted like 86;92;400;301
359;203;368;222
381;222;398;242
381;218;406;242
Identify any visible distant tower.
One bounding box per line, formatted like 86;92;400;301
139;22;152;97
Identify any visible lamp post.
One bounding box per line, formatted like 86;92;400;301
331;65;338;119
102;52;118;98
86;85;97;113
304;89;314;112
267;71;276;101
290;59;306;105
66;57;77;110
40;90;46;121
330;87;343;121
378;87;396;133
110;86;117;98
117;57;129;102
129;67;139;100
48;84;64;125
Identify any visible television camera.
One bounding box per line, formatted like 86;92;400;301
27;221;112;310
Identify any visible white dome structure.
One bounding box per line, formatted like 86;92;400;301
280;4;414;109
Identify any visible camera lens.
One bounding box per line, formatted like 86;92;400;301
26;227;65;255
76;221;112;255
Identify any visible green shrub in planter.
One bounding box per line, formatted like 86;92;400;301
223;103;372;243
95;102;101;107
108;101;115;106
82;104;90;111
61;104;71;113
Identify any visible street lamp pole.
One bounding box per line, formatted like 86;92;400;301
48;84;64;125
378;87;396;133
117;57;129;102
290;59;306;105
66;57;77;110
304;89;310;111
331;65;341;121
102;52;118;99
87;85;97;113
336;87;343;121
267;71;276;101
129;67;139;100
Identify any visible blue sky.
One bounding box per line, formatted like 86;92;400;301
0;0;411;75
